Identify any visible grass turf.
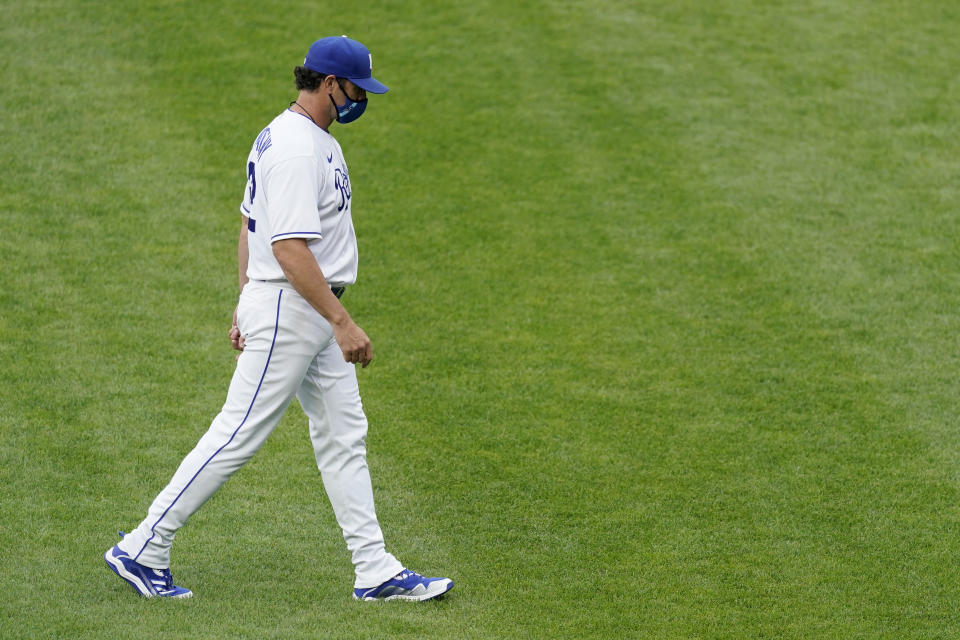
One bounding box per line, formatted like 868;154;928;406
3;0;960;637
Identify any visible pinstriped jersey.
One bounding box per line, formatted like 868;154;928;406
240;109;357;285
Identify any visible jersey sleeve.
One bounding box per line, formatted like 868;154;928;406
263;155;323;242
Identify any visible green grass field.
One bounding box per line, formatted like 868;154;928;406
3;0;960;637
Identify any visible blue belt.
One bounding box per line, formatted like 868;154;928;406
254;279;346;299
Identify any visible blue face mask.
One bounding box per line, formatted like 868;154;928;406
331;78;367;124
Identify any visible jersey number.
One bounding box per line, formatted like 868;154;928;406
247;161;257;203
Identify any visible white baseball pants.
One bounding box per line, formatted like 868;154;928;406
118;280;403;589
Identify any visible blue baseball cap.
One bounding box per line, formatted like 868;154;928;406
303;36;389;94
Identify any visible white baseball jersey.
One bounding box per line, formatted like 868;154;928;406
240;109;358;286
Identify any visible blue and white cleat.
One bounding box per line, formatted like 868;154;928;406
104;544;193;599
354;569;454;602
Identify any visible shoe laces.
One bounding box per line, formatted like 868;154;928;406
394;570;421;582
150;568;174;592
162;571;175;591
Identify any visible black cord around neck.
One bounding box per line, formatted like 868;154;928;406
290;101;320;127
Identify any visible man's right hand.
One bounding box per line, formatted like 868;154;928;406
229;305;245;353
333;319;373;368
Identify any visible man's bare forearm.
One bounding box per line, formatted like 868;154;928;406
272;237;371;367
272;238;349;326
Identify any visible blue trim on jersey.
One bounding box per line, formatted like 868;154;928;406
248;218;256;233
241;202;251;214
133;290;285;562
271;231;323;240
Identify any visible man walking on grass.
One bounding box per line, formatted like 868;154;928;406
104;35;453;602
